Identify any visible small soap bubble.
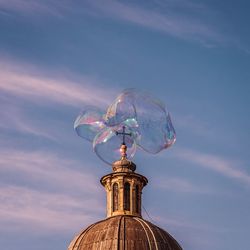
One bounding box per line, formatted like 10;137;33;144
93;125;136;165
74;107;105;142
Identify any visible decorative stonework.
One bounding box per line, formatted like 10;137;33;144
100;157;148;218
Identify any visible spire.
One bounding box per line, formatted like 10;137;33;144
100;136;148;218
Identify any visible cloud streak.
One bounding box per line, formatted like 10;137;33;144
174;148;250;185
0;185;102;233
0;149;99;193
157;177;212;194
0;0;224;46
0;57;115;108
174;113;214;138
0;148;104;233
89;0;224;46
0;56;114;234
0;0;63;17
0;103;55;140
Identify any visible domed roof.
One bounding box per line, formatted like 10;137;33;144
68;215;182;250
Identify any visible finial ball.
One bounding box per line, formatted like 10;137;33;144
120;144;127;158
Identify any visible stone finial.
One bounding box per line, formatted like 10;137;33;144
120;144;127;159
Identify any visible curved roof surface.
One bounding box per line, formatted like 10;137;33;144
68;215;182;250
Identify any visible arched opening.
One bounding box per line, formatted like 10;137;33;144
113;183;119;212
124;182;130;210
135;185;139;213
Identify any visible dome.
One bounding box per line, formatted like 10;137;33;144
68;215;182;250
68;144;182;250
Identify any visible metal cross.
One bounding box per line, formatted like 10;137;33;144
115;126;132;145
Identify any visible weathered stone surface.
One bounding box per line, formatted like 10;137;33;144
68;215;182;250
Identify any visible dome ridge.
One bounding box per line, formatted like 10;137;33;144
134;217;159;250
68;215;182;250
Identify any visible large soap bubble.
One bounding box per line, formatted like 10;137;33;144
105;89;176;154
74;89;176;165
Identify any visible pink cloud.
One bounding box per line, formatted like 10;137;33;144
0;149;105;233
0;185;103;233
0;57;116;108
0;104;55;139
0;149;99;193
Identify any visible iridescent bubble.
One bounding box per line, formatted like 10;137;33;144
74;89;176;165
134;93;176;153
93;124;137;165
165;112;176;147
105;89;176;154
74;107;105;142
105;90;136;126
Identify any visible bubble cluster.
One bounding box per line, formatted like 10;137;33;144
74;89;176;165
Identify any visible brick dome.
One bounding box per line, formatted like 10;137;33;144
68;215;182;250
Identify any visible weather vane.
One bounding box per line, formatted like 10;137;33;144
74;89;176;165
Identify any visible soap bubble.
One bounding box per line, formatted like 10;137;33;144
74;107;105;142
105;90;136;127
105;89;176;153
93;124;137;165
74;89;176;165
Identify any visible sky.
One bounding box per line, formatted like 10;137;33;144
0;0;250;249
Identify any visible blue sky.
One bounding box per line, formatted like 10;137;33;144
0;1;250;249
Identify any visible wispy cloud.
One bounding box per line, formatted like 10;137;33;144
152;214;227;233
0;149;99;193
174;148;250;185
0;0;235;48
0;57;115;108
0;0;63;17
157;177;212;194
0;148;104;232
0;56;113;234
0;185;102;233
174;113;214;138
0;103;55;140
150;214;227;249
88;0;224;46
0;0;244;51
